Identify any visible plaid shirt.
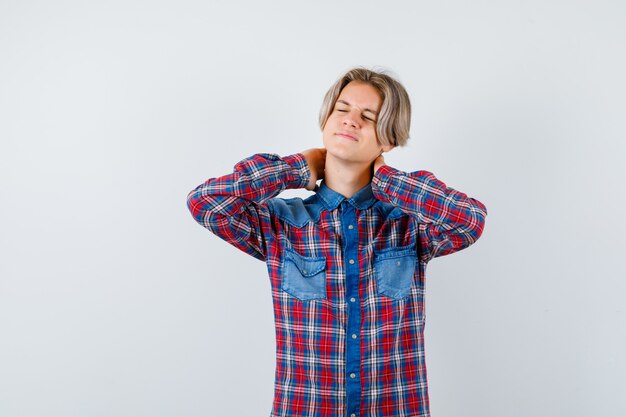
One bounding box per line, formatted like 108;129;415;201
187;152;487;417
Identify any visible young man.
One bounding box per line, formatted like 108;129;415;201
187;67;488;417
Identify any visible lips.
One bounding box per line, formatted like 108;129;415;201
336;132;358;141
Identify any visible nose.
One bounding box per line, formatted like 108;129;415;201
343;119;356;128
342;110;359;128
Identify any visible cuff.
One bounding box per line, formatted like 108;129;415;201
371;164;399;200
282;152;311;189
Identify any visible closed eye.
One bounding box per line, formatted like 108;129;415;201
336;109;375;122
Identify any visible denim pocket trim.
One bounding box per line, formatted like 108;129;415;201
373;245;417;300
281;248;327;301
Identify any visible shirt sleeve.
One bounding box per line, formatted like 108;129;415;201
371;164;488;263
186;152;311;262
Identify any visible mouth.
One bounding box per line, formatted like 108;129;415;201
336;132;358;142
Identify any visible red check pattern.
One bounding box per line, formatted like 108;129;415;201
187;152;487;417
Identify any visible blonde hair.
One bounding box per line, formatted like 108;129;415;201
318;66;411;147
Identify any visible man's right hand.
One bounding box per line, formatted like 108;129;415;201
301;148;326;191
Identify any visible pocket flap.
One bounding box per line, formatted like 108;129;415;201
373;245;417;262
285;249;326;277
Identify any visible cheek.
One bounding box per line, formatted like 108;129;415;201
325;115;337;127
321;125;332;140
368;129;380;144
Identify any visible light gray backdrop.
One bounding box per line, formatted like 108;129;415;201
1;1;624;416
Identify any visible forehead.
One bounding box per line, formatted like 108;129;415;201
337;81;382;110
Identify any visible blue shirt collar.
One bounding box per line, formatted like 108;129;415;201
316;179;377;210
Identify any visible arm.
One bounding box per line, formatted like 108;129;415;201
371;164;488;263
186;152;311;261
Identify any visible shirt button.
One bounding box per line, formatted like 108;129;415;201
348;224;354;229
350;373;356;379
352;334;357;339
396;260;401;266
351;414;356;417
349;259;355;265
350;297;356;303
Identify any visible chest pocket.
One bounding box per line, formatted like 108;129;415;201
281;248;327;301
373;246;417;300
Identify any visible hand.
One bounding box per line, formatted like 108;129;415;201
301;148;326;191
373;152;386;174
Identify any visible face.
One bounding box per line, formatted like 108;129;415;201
322;81;394;165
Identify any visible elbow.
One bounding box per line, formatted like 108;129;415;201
471;217;486;244
186;187;209;224
469;200;488;244
186;186;229;227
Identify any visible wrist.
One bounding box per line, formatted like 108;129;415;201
283;153;311;189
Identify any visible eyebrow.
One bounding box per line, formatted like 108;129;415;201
336;99;379;116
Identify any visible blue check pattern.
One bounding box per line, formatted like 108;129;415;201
187;152;488;417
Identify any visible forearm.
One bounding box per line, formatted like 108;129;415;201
372;164;487;261
187;152;310;219
186;152;311;261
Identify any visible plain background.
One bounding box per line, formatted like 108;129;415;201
1;1;625;416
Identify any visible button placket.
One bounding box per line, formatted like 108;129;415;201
341;201;361;417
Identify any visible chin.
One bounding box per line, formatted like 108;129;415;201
329;150;363;164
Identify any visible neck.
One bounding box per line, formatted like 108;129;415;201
323;153;374;199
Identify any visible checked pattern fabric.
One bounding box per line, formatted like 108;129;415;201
187;152;488;417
